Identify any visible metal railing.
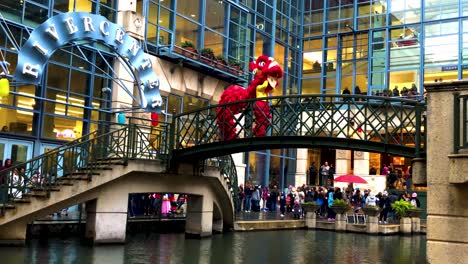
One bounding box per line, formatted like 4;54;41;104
454;94;468;153
0;120;171;213
172;94;426;156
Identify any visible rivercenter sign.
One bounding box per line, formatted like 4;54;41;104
13;12;162;112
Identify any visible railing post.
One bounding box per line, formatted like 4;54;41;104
415;100;422;158
453;92;460;154
168;115;176;164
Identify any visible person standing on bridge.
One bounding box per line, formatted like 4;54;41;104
320;162;330;187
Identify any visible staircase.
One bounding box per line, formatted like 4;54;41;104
0;120;238;226
0;122;166;219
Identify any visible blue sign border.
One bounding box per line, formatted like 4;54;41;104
13;12;162;113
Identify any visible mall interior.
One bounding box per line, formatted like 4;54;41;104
0;0;460;190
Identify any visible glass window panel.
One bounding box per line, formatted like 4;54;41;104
177;0;199;20
206;0;225;32
175;16;199;48
390;28;420;70
425;0;458;21
42;115;83;141
0;107;33;135
355;74;367;94
301;78;321;94
24;2;49;26
390;70;420;97
303;51;323;75
424;22;458;67
356;60;368;75
159;7;171;29
74;0;93;12
204;30;224;56
70;70;89;94
425;67;457;84
0;1;22;22
47;64;70;90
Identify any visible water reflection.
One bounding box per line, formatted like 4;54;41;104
0;231;426;264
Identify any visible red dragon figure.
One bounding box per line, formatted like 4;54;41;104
216;55;283;140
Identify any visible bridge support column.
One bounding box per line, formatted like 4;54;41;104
411;158;426;185
0;219;28;245
185;195;213;238
366;216;379;234
335;149;351;175
85;194;128;244
305;212;317;229
213;219;223;234
335;214;346;231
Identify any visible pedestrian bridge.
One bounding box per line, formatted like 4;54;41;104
0;94;426;244
171;94;426;160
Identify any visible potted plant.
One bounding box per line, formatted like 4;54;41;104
391;199;413;218
330;199;350;214
180;41;197;59
215;55;227;70
228;59;243;76
407;207;424;218
301;201;320;214
200;48;215;65
362;205;382;217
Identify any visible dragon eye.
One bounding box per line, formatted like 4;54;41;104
258;61;265;67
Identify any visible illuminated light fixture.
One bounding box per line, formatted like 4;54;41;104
16;110;33;116
191;14;196;18
159;20;163;23
0;78;9;97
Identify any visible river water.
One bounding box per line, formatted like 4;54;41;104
0;230;426;264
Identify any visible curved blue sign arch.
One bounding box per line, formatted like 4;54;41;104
13;12;162;113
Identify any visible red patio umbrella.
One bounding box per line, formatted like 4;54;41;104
334;174;368;184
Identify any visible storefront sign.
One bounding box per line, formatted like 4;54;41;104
13;12;162;112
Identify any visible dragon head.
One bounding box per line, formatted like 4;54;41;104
249;55;283;90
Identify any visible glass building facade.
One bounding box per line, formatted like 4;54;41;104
0;0;464;187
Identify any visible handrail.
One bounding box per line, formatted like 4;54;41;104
454;93;468;153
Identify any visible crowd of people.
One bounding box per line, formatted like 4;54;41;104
128;193;186;218
236;180;421;224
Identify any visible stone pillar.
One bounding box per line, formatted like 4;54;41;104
400;217;412;234
185;195;213;238
367;216;379;234
213;219;223;234
232;153;246;186
411;217;421;234
335;149;351;175
0;219;28;245
335;214;346;231
353;151;369;175
305;212;317;229
411;158;426;185
85;193;129;244
295;148;308;187
425;81;468;262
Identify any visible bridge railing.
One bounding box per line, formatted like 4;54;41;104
454;94;468;153
171;94;426;155
0;120;171;213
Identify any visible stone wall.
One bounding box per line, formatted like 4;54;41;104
424;81;468;263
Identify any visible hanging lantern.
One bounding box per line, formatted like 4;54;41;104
117;113;126;125
0;78;9;97
150;112;159;127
